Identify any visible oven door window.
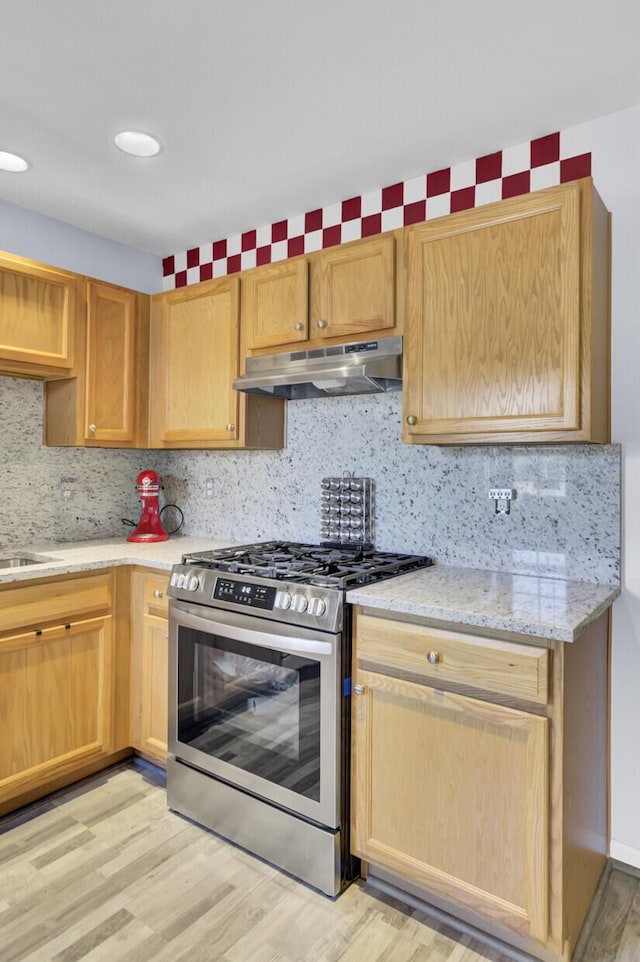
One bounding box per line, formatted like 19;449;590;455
177;625;321;801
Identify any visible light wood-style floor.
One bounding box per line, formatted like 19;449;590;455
0;762;637;962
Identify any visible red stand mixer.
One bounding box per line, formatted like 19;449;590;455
127;469;169;543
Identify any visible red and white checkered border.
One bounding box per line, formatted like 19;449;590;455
162;124;592;290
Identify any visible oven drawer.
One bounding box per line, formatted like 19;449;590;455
356;613;549;704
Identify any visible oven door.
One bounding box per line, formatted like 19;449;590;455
168;599;341;829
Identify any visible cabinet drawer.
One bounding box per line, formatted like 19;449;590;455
142;572;169;614
356;614;549;704
0;573;113;636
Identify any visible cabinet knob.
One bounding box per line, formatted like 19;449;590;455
353;684;365;694
406;415;417;426
294;322;304;332
226;423;235;432
153;589;163;599
317;319;328;329
427;650;441;665
89;423;97;433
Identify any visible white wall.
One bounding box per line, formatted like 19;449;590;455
0;198;162;293
592;105;640;867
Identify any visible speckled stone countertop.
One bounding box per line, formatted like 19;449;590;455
0;540;620;643
346;566;620;643
0;536;235;585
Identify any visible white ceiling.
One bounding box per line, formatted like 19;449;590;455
1;0;639;256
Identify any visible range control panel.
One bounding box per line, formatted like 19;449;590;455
167;565;343;633
213;578;276;610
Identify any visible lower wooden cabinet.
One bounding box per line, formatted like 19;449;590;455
0;570;130;814
351;608;609;962
130;568;169;766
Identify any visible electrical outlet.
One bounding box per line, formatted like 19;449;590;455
59;476;77;502
489;488;515;515
204;478;215;499
489;488;513;501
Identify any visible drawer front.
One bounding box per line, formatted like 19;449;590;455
142;572;169;614
0;573;112;636
356;614;549;704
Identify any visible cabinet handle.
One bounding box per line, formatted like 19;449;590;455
317;319;328;329
406;415;417;426
294;322;304;332
153;589;163;599
353;684;365;694
89;423;97;433
427;650;441;665
226;423;235;432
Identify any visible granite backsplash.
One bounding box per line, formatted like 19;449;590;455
1;379;620;585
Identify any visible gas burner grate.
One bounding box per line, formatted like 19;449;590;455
182;541;433;589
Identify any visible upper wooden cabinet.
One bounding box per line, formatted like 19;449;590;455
0;251;80;378
149;276;284;449
243;257;308;350
242;234;399;355
309;234;396;341
403;178;610;444
45;280;150;447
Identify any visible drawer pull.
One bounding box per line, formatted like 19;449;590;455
354;684;366;694
153;589;163;599
427;650;441;665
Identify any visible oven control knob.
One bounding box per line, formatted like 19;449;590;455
308;597;326;617
187;576;200;592
178;574;188;588
275;590;292;610
290;593;308;613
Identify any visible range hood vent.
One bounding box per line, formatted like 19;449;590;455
233;336;403;400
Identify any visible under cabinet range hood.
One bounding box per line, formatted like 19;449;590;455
233;336;403;400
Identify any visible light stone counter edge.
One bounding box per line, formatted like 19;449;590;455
346;565;621;643
0;540;620;643
0;537;235;585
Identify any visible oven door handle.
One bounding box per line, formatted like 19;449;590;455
170;601;335;658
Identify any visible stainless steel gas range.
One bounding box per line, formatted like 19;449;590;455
166;541;432;896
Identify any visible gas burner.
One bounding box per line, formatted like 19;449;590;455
182;541;433;589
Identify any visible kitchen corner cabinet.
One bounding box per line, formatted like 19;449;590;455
0;571;130;815
45;280;150;447
403;178;610;444
0;251;80;378
242;233;399;355
130;568;169;766
351;609;609;962
149;276;284;449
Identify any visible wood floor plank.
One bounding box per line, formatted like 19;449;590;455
0;763;638;962
615;888;640;962
581;868;638;962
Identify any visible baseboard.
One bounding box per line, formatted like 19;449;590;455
609;840;640;870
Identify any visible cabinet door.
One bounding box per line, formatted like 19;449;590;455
243;258;308;351
150;276;240;445
0;616;114;804
404;182;582;442
0;252;78;374
139;613;169;764
310;235;395;340
85;281;138;442
351;669;549;941
130;570;169;767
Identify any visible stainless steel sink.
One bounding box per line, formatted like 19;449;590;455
0;554;55;569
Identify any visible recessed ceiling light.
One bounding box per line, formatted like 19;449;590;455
114;130;162;158
0;151;31;173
